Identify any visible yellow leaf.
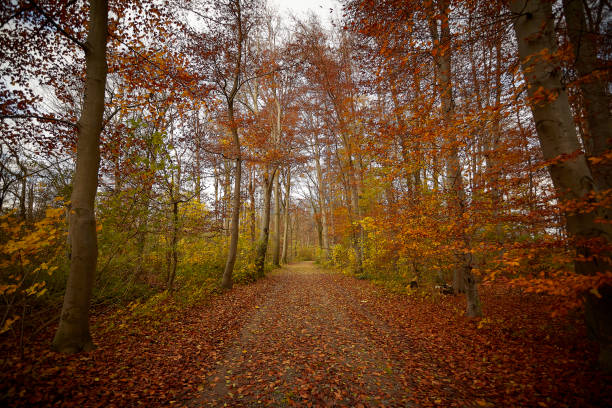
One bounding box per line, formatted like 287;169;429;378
0;316;20;334
590;287;602;298
0;284;18;295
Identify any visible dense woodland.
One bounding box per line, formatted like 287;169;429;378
1;0;612;406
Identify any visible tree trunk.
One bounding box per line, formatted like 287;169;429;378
254;169;276;278
221;147;241;288
168;201;179;291
223;159;231;237
293;213;298;257
315;143;330;260
429;0;481;316
213;158;219;221
562;0;612;190
220;0;244;289
453;269;466;294
27;181;34;222
348;167;363;274
52;0;108;353
19;174;26;220
272;170;281;266
248;169;256;243
281;169;291;264
511;0;612;371
194;113;202;203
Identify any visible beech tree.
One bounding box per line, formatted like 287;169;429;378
562;0;612;190
297;20;365;274
52;0;108;353
427;0;481;315
510;0;612;371
186;0;265;288
0;0;109;353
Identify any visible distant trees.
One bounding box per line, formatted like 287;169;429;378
186;0;266;289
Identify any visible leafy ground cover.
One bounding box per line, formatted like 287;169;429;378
2;262;611;407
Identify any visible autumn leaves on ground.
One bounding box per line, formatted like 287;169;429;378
2;262;610;407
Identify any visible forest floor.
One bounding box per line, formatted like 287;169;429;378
2;261;612;407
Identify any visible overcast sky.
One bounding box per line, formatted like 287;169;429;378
271;0;341;23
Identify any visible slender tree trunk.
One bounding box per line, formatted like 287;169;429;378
27;182;33;221
315;144;329;260
281;169;291;264
348;164;363;274
19;174;26;220
221;121;241;289
168;200;179;291
429;0;481;315
213;158;219;221
248;169;256;243
489;25;505;242
220;1;244;289
272;170;281;266
293;213;298;258
315;217;323;250
254;169;276;277
52;0;108;353
222;155;240;289
390;87;415;194
136;147;155;278
511;0;612;371
193;112;202;203
223;159;231;237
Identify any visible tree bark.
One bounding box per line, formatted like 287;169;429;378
348;164;363;274
52;0;108;353
272;170;281;266
221;125;241;289
19;173;26;220
511;0;612;371
220;0;244;290
254;169;276;278
222;159;231;236
281;169;291;264
429;0;481;316
314;141;330;260
248;169;256;243
167;200;179;291
27;181;34;222
213;157;219;222
562;0;612;190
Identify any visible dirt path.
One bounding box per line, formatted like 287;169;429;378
189;262;411;407
4;261;609;407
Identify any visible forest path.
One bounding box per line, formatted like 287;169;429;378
189;261;412;407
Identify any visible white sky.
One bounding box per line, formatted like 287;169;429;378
271;0;341;23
